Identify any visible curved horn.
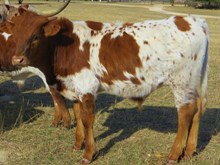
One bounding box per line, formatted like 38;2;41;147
40;0;71;17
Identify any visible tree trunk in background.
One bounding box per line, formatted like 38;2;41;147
18;0;23;4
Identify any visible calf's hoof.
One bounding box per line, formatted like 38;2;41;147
164;159;177;165
51;120;70;129
51;122;59;128
81;158;91;165
73;142;85;151
63;122;71;129
183;151;197;160
73;145;82;151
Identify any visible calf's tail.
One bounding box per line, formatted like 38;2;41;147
198;39;209;114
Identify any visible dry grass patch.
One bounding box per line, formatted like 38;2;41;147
164;5;220;16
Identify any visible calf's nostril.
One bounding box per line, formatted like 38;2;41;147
12;56;26;65
20;58;24;64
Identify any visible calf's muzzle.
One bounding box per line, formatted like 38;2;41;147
12;55;29;66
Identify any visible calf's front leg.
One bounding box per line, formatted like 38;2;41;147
79;94;96;164
73;101;85;150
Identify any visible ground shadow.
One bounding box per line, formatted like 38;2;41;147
0;78;219;158
0;75;76;132
94;94;220;158
0;100;44;132
0;76;49;132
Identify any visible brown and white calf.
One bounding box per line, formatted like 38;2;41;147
7;9;209;164
0;5;71;128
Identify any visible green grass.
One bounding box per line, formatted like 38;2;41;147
0;1;220;165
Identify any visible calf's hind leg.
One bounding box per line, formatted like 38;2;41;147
184;97;202;159
168;100;197;163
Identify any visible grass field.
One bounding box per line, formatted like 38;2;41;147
164;5;220;17
0;1;220;165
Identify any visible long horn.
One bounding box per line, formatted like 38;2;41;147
39;0;71;17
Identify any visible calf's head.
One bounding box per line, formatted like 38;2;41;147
8;8;73;67
0;1;71;71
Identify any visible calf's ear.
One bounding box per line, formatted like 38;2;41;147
5;4;11;11
18;6;28;14
43;18;61;37
20;4;29;10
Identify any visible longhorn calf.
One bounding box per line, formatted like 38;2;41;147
8;9;209;164
0;5;71;128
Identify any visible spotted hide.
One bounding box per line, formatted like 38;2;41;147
8;9;209;164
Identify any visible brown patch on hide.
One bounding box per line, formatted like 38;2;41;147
54;33;90;76
99;32;141;85
174;16;191;32
194;54;197;61
56;79;67;92
123;22;133;27
140;77;145;81
143;41;149;45
130;77;141;85
202;27;207;35
86;21;103;31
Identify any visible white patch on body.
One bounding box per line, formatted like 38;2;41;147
58;68;100;101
